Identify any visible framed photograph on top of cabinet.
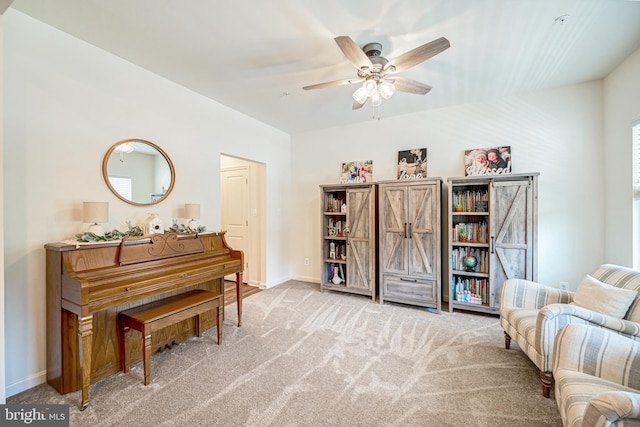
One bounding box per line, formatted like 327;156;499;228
339;160;373;183
464;146;511;176
397;148;427;179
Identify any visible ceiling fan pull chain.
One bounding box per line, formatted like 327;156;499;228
372;103;381;121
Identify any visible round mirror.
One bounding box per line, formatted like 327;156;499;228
102;139;175;206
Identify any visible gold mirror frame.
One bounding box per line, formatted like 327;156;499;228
102;139;175;206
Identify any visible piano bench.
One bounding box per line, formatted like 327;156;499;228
118;289;223;385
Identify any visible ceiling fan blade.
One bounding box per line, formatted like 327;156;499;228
386;37;450;73
303;78;362;90
352;98;367;110
334;36;374;71
390;76;432;95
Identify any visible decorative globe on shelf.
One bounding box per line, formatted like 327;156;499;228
463;255;478;272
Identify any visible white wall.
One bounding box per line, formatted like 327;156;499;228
603;47;640;265
291;81;606;290
0;11;7;404
3;10;292;396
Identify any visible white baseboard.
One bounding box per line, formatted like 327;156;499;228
6;370;46;398
289;275;320;284
261;276;292;289
249;276;321;290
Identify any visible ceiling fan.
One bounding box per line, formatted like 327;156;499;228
303;36;450;110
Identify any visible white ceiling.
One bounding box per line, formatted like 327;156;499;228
9;0;640;134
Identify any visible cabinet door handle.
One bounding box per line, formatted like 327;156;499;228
409;223;413;239
345;230;350;246
404;223;408;238
490;236;495;254
400;277;418;282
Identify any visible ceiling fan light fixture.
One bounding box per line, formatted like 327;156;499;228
362;79;377;96
371;92;382;107
379;81;395;100
304;35;450;114
115;142;134;154
352;87;367;105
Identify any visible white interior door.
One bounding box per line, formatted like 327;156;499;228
221;166;249;283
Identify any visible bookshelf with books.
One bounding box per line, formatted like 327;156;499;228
320;183;377;300
446;173;538;314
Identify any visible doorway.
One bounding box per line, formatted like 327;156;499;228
220;154;265;288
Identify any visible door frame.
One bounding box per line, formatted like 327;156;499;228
220;154;266;288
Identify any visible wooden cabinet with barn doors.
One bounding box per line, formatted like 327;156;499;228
320;183;377;300
378;179;442;311
446;173;538;314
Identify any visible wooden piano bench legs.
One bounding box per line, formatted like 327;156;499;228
119;290;223;385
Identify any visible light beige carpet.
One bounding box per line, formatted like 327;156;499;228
9;280;562;426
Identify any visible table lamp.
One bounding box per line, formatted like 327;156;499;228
83;201;109;236
185;203;200;229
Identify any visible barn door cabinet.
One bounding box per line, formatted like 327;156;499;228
378;179;442;311
320;183;377;300
446;173;538;314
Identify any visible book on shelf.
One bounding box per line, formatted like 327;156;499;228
452;189;488;212
452;221;487;243
327;194;345;213
451;247;488;273
452;276;488;305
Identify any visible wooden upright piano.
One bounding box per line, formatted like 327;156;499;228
45;232;243;409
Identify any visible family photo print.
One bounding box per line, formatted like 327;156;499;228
464;146;512;176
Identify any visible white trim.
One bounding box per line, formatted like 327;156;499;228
633;119;640;199
5;370;47;398
288;275;320;284
634;117;640;270
0;12;5;404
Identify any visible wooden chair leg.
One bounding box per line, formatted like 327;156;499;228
143;332;152;386
504;331;511;350
122;326;131;373
216;305;223;345
540;370;553;398
195;314;202;337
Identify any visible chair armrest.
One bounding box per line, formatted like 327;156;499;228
554;324;640;389
539;304;640;374
540;304;640;337
500;279;573;310
582;391;640;427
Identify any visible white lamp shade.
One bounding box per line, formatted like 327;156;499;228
352;88;367;105
379;81;395;100
185;204;200;219
362;79;377;96
83;202;109;223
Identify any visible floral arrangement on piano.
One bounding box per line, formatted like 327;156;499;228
75;226;144;242
166;223;207;234
75;221;207;242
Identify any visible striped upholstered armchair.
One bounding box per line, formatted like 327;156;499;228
500;264;640;398
553;324;640;427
